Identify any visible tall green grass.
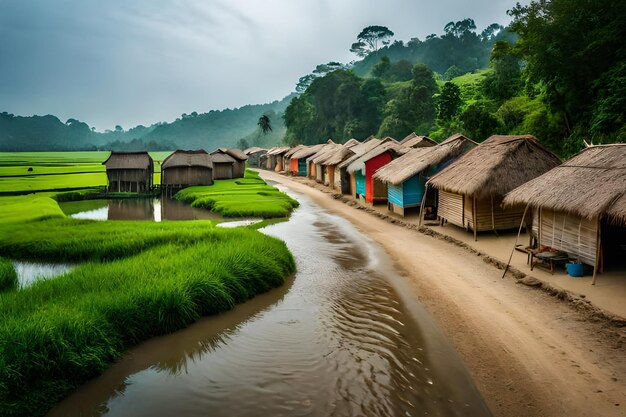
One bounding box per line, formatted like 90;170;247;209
0;228;295;417
175;170;299;218
0;257;17;291
0;196;66;224
0;219;222;262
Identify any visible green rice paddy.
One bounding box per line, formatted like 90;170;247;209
176;170;299;218
0;152;300;417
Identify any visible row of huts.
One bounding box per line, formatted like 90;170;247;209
102;148;248;192
259;134;625;283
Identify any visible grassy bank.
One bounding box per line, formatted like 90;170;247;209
0;257;17;291
176;170;299;218
0;221;295;417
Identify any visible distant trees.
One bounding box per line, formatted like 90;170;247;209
437;82;462;121
237;138;250;150
350;25;394;57
295;62;346;93
482;41;521;101
372;56;413;82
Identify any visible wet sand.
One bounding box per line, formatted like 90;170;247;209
259;170;626;417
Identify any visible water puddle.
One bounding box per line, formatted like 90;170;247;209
12;261;73;288
48;186;490;417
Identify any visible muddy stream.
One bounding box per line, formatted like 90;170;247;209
48;186;490;417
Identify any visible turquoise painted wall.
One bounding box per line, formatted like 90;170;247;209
297;159;307;176
355;171;365;196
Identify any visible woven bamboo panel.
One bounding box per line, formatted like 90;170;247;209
439;190;465;227
540;209;598;266
472;197;525;231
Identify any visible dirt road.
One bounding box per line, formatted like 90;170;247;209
260;170;625;417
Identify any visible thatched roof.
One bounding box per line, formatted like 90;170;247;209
346;141;404;174
162;150;212;169
284;144;305;158
344;138;360;147
309;143;343;164
401;134;437;149
374;134;477;185
290;141;333;160
427;135;561;199
267;146;291;156
103;152;152;170
210;153;236;164
503;144;626;225
338;139;383;169
212;148;248;161
244;147;267;155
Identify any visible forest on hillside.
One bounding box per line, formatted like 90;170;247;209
284;0;625;157
0;95;292;152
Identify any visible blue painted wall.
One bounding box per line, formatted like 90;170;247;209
387;174;426;207
355;171;365;196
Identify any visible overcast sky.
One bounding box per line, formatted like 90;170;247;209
0;0;523;131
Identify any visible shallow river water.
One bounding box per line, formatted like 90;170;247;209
48;186;490;417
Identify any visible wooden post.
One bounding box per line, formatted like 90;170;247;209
592;217;602;285
473;195;477;241
418;184;429;227
491;195;496;231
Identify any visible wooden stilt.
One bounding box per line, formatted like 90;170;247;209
592;217;602;285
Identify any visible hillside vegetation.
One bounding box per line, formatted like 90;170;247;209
0;95;294;152
285;1;625;157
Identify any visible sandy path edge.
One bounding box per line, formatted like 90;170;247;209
260;170;625;417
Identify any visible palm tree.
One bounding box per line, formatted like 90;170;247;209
257;115;272;134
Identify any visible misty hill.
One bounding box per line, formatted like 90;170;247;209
0;94;295;152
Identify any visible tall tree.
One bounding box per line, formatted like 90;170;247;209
350;25;394;57
437;82;462;121
257;115;272;134
482;40;521;101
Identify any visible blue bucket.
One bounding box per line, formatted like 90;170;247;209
565;263;584;277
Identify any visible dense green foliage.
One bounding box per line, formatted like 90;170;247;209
286;3;624;156
508;0;626;151
0;257;17;291
0;95;294;152
0;221;295;417
176;170;299;218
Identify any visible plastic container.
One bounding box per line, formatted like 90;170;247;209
565;262;584;277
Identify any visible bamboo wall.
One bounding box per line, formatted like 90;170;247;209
213;163;234;179
539;209;598;266
162;166;213;186
464;196;525;232
438;190;465;227
233;161;246;178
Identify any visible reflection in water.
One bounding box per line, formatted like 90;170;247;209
60;198;257;225
49;188;490;417
13;261;73;288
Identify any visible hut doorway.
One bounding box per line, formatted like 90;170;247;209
601;221;626;273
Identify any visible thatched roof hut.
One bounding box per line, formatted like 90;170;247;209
373;134;477;216
504;144;626;225
244;147;267;168
374;134;477;185
289;142;330;176
428;135;561;199
266;146;291;171
211;148;247;178
244;147;267;155
503;144;626;282
346;140;405;203
426;135;561;239
103;151;154;193
161;150;213;188
400;133;438;149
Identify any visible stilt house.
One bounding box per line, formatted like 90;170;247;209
503;144;626;284
426;135;561;240
103;151;154;193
